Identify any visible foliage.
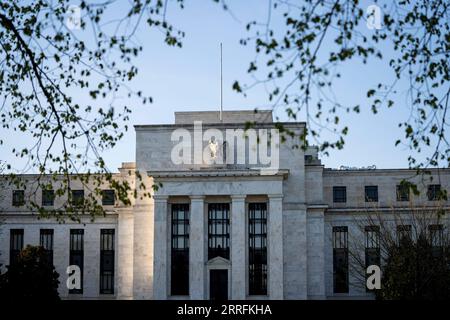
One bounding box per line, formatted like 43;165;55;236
348;207;450;300
379;234;450;300
0;245;60;300
0;0;185;220
234;0;450;168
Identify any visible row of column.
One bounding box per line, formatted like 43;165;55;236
153;194;284;300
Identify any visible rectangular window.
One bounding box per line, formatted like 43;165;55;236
12;190;25;206
9;229;24;265
429;224;444;257
71;190;84;206
365;226;380;291
40;229;54;265
396;184;409;202
248;203;267;296
365;186;378;202
427;184;441;201
102;190;115;206
171;203;189;296
69;229;84;294
100;229;115;294
42;189;55;206
208;203;230;260
333;226;349;293
397;225;412;244
333;186;347;203
429;224;443;247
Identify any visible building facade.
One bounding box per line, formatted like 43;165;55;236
0;110;449;300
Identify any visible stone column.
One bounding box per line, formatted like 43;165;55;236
152;195;168;299
268;194;284;299
189;195;205;299
117;210;134;299
231;195;246;299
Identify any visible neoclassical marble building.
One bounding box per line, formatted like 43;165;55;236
0;110;449;300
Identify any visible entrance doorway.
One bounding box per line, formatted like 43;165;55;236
209;269;228;301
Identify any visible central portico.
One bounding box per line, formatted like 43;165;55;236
151;169;286;300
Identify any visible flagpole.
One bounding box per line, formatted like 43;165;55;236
220;42;223;123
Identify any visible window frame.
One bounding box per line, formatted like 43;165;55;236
170;203;190;296
333;186;347;203
100;229;115;294
248;202;268;296
427;184;441;201
101;190;115;206
40;229;54;265
207;203;230;260
12;190;25;207
69;229;84;294
9;229;24;265
71;189;84;207
42;189;55;207
333;226;349;293
396;184;410;202
396;225;412;244
365;186;379;202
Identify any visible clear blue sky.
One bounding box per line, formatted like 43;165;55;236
1;0;431;173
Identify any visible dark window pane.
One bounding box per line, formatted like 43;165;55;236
333;226;348;293
364;226;380;291
42;189;55;206
102;190;115;206
40;229;54;265
171;203;189;295
100;229;115;294
396;184;409;202
365;186;378;202
12;190;25;206
208;203;230;260
10;229;24;265
249;203;267;296
71;190;84;206
397;225;412;244
429;224;443;257
69;229;84;294
427;184;442;201
333;186;347;203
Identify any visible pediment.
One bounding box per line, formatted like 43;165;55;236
207;256;230;266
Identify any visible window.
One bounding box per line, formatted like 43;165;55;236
102;190;115;206
69;229;84;294
429;224;443;247
12;190;25;206
40;229;54;265
365;226;380;291
171;203;189;295
396;184;409;202
71;190;84;206
427;184;441;201
365;186;378;202
248;203;267;296
333;186;347;203
208;203;230;260
42;189;55;206
429;224;443;257
397;225;412;244
100;229;115;294
333;226;349;293
10;229;24;265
